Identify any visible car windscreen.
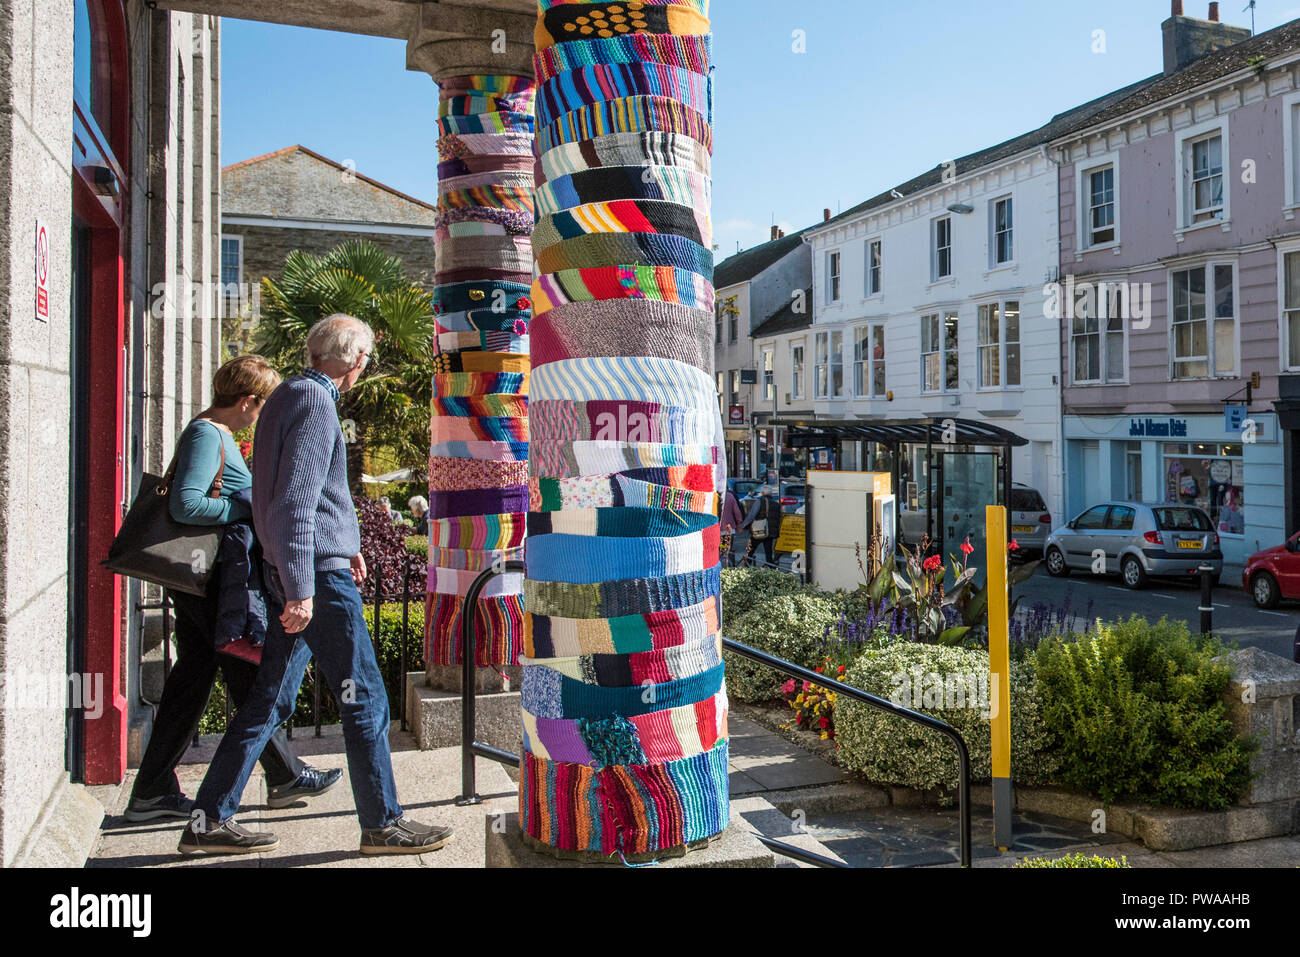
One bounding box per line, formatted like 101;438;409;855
1154;508;1211;531
1009;488;1046;511
734;481;760;496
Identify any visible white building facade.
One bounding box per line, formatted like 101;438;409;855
802;148;1066;525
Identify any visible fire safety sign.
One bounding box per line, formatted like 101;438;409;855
34;219;49;322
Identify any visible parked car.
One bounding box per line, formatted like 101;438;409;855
728;478;762;509
1242;532;1300;609
779;481;806;514
1044;502;1222;589
897;482;1051;555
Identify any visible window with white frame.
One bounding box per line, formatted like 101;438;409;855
991;196;1013;266
1071;283;1127;384
1171;263;1236;378
1184;132;1225;226
762;348;775;402
791;342;805;399
729;306;739;343
932;217;952;281
1086;165;1116;246
853;325;886;397
729;370;741;407
921;311;959;393
815;330;844;398
977;300;1021;388
866;239;882;296
828;251;842;302
220;235;243;287
1284;251;1300;370
1287;96;1300;207
716;371;725;413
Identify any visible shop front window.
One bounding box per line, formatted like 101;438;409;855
1161;443;1244;535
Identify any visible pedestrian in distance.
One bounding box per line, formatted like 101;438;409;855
741;485;784;568
180;314;452;857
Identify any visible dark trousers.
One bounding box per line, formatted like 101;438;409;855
132;582;304;800
753;535;777;566
194;565;402;829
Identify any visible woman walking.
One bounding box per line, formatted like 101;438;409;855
125;356;341;822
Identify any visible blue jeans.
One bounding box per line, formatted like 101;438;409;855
193;564;403;830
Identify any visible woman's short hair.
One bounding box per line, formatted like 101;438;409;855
212;355;281;407
408;496;428;513
305;313;375;366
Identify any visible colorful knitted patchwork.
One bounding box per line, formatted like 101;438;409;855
536;95;712;154
522;0;723;858
427;77;535;668
531;266;715;315
533;32;711;84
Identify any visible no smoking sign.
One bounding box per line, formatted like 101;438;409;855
34;219;50;322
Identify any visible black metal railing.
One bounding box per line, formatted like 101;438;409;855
453;563;973;869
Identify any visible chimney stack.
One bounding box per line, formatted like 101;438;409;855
778;229;786;238
770;225;780;241
823;208;831;222
1162;1;1249;75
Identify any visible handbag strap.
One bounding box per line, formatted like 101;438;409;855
155;420;227;499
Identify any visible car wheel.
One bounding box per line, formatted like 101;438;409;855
1251;572;1280;610
1121;556;1147;590
1045;547;1069;577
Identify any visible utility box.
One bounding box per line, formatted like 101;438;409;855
805;471;893;592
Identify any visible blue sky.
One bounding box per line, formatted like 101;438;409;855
221;0;1300;259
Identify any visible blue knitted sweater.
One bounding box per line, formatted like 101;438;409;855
251;374;359;600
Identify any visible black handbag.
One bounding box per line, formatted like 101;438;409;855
102;428;226;596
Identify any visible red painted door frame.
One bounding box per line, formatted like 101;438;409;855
72;0;129;784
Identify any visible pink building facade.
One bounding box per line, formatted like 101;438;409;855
1052;11;1300;569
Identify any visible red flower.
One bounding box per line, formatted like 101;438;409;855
960;539;974;556
1008;539;1020;552
516;296;531;311
781;679;796;695
814;666;824;675
818;716;830;729
795;713;803;725
837;664;846;674
923;554;943;572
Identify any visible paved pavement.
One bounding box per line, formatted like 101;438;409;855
86;710;1298;869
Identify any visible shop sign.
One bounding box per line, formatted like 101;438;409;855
728;405;745;425
1224;405;1248;433
1129;417;1188;438
35;219;49;322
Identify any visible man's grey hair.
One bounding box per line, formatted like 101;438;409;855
408;496;428;513
305;313;375;366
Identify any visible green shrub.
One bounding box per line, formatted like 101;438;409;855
198;601;426;733
405;536;429;559
835;643;1062;791
1034;616;1255;811
720;567;818;627
723;594;842;703
1014;853;1130;868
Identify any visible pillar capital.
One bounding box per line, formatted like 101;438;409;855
406;1;537;83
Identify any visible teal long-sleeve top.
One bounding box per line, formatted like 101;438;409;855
169;419;252;525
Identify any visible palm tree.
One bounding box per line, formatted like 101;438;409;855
254;239;437;489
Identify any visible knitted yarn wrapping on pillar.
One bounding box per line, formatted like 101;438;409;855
426;74;537;667
523;0;726;858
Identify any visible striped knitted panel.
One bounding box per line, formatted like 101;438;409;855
427;74;537;668
523;0;725;858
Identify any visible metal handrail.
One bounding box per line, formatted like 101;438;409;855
453;563;973;869
455;561;525;807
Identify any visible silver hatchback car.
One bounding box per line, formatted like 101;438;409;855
1044;502;1223;589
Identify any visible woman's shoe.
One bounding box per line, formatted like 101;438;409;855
266;766;344;808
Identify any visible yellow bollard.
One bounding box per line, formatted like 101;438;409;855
985;505;1013;850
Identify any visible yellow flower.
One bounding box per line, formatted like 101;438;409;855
819;732;830;740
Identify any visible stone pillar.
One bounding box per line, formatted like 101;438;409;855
409;5;537;678
520;0;726;859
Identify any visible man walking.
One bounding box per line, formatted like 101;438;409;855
180;314;452;856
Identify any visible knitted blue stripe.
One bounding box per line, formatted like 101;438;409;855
521;663;724;720
527;531;713;583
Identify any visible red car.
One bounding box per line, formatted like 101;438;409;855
1242;532;1300;608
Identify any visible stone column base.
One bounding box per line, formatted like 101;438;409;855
484;811;776;868
406;672;522;753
